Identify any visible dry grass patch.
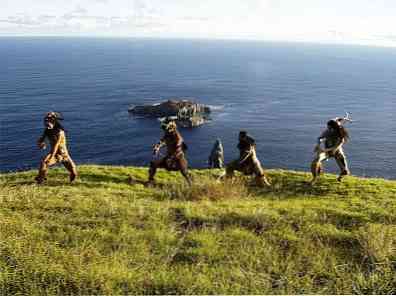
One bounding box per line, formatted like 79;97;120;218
155;177;251;201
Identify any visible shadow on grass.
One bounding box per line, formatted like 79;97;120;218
44;173;145;189
249;173;340;198
78;172;131;184
217;211;274;234
169;207;275;235
208;172;339;199
314;233;369;267
170;207;209;231
5;180;37;187
317;208;369;230
2;177;74;188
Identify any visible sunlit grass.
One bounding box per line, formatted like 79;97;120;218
1;165;395;294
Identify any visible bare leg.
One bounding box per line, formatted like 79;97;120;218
310;160;320;184
63;157;78;182
178;156;192;186
255;174;271;187
180;169;192;186
317;164;323;175
148;158;167;185
310;152;327;184
252;157;271;187
148;160;158;183
335;149;349;182
35;155;57;184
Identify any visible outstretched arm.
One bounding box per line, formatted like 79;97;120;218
153;138;165;154
314;130;327;152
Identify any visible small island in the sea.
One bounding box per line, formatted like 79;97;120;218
128;99;211;128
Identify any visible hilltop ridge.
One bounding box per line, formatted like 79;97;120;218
1;165;395;294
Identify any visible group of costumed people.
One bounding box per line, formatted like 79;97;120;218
35;111;352;186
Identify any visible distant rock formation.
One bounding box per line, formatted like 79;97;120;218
128;99;211;127
128;99;211;117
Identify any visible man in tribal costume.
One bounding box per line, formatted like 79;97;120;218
148;118;192;186
35;112;77;184
310;115;351;184
225;131;271;187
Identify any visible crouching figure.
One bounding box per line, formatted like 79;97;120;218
148;118;192;186
35;112;77;184
225;131;271;187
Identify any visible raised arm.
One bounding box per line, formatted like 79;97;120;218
153;137;165;154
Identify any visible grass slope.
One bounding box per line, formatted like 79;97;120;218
1;165;396;294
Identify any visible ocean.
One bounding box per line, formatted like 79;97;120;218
1;37;395;179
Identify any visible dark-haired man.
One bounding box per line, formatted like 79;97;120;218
310;116;351;184
148;118;192;185
225;131;271;187
35;112;77;184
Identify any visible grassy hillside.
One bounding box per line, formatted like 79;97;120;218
1;165;395;295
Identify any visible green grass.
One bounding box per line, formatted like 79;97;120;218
1;165;395;294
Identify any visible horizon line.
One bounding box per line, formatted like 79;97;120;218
1;35;395;49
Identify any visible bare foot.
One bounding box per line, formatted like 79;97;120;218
70;173;77;183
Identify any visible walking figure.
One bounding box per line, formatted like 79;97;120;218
35;112;77;184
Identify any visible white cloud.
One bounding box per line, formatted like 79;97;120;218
0;0;396;47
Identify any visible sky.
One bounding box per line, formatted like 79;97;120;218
1;0;396;47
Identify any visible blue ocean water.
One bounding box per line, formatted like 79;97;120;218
1;37;395;179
